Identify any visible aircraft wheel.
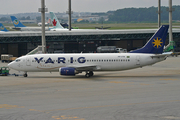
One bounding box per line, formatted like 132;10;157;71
24;73;28;77
85;73;90;78
89;71;94;76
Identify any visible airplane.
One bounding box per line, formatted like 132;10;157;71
49;12;96;31
8;25;171;78
0;23;9;32
49;12;66;31
38;18;51;26
10;16;50;31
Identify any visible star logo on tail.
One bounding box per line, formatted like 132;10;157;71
152;37;163;49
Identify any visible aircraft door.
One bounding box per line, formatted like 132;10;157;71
26;57;31;66
136;56;140;65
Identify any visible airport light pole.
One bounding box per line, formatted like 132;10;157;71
158;0;161;28
169;0;173;42
39;0;48;53
67;0;73;31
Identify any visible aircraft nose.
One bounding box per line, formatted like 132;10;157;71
8;62;14;69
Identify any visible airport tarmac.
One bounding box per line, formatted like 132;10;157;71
0;56;180;120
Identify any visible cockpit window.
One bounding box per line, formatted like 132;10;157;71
15;59;21;62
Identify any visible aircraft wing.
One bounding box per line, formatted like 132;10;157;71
151;52;172;58
66;65;100;71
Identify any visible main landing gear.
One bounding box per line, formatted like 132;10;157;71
85;71;94;78
23;72;28;77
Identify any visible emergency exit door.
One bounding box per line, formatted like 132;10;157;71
26;57;31;66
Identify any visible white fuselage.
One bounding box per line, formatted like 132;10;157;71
12;27;51;31
8;53;165;73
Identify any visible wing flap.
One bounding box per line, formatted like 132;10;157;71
66;65;100;71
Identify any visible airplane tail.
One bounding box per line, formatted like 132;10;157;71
129;25;169;54
10;16;26;27
49;12;64;29
47;18;51;24
0;23;9;32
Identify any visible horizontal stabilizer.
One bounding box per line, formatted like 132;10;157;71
151;52;172;58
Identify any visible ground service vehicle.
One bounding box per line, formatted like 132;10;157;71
0;67;9;76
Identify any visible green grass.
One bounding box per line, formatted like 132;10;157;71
3;23;180;31
72;23;180;29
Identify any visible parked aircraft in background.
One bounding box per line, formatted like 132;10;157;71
0;23;9;32
10;16;50;31
38;19;51;26
49;12;66;31
49;12;94;31
8;25;171;78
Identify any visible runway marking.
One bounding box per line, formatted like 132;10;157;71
140;83;151;85
0;104;24;109
162;116;180;119
109;81;131;84
52;115;85;120
29;109;45;112
42;100;180;112
160;78;178;81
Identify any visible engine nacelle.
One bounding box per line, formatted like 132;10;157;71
59;67;77;76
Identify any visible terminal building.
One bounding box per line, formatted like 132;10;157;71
0;29;180;57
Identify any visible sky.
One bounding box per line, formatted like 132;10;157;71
0;0;180;14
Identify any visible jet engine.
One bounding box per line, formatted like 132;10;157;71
59;67;78;76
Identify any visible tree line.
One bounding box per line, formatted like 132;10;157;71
108;6;180;23
1;6;180;23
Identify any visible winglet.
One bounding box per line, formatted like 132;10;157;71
49;12;64;29
0;23;9;32
130;25;169;54
10;16;26;27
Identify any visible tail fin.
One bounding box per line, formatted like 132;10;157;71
129;25;169;54
0;23;8;32
49;12;64;29
47;18;51;24
10;16;26;27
